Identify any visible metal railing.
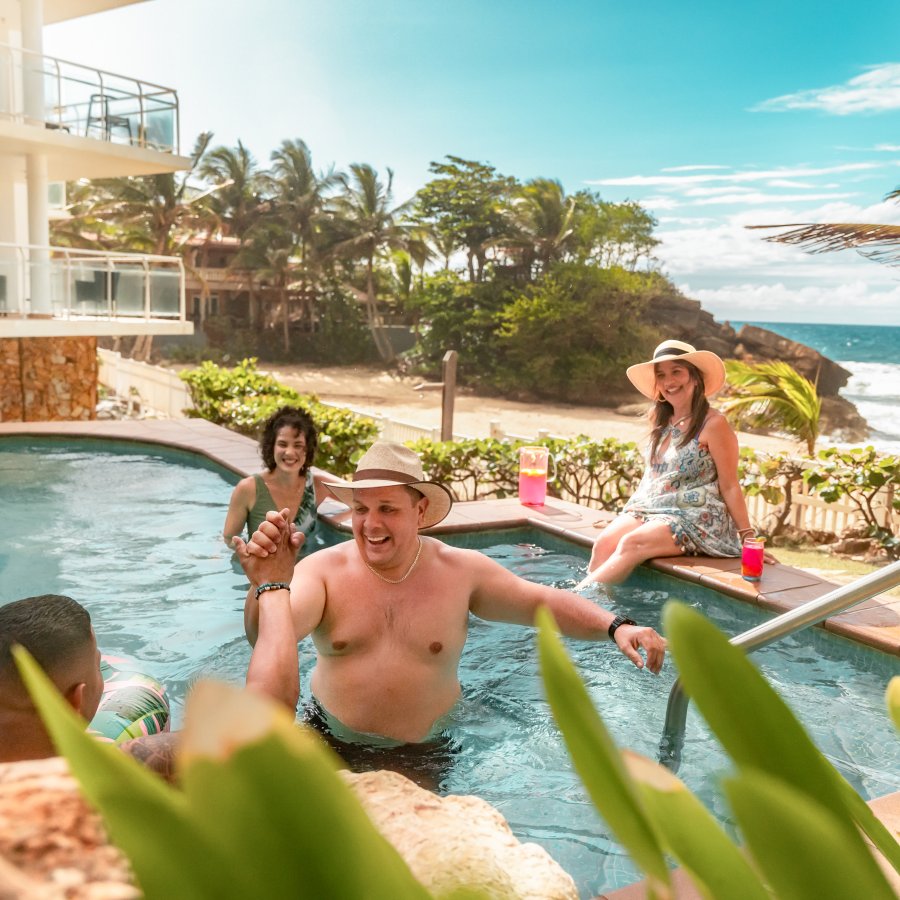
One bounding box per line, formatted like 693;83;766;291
0;42;179;152
0;243;186;322
659;559;900;771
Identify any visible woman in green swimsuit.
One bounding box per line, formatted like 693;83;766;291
223;406;327;555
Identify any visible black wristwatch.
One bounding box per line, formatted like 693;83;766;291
608;615;637;640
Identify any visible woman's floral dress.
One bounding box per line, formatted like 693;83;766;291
623;421;741;557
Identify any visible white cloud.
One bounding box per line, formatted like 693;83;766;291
753;63;900;115
588;162;880;188
657;216;717;225
681;280;900;326
654;196;900;280
681;186;756;197
765;179;825;188
661;164;729;172
691;191;855;206
874;143;900;152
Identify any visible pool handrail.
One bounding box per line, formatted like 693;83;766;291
659;558;900;771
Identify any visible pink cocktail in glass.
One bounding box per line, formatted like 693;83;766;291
519;469;547;505
741;538;765;582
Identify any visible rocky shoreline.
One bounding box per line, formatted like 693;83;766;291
644;294;869;442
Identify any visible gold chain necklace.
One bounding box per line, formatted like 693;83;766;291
364;538;423;584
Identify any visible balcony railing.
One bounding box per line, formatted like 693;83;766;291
0;43;179;152
0;243;186;321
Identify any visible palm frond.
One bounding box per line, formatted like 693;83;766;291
747;222;900;266
721;360;821;454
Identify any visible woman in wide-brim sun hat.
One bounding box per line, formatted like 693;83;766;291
578;339;757;588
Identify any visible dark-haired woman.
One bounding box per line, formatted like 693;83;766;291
581;340;754;587
223;406;328;555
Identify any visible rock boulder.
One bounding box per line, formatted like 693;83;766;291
0;758;577;900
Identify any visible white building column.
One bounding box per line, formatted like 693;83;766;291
21;0;51;315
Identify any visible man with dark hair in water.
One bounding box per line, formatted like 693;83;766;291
0;594;104;763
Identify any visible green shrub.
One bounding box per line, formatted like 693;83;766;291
805;446;900;559
409;435;644;508
491;263;659;404
179;358;377;474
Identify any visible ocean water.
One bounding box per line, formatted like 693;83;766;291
735;322;900;452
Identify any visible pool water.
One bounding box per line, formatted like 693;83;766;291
2;439;898;897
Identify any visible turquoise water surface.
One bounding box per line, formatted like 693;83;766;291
1;438;898;897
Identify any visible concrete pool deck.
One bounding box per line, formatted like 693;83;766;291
3;417;898;658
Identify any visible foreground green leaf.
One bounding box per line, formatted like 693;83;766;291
888;677;900;731
726;770;897;900
178;681;433;899
663;603;900;875
14;647;248;899
536;608;671;898
622;751;769;900
17;653;434;900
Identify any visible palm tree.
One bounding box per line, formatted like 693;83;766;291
267;139;336;263
748;187;900;265
720;360;822;455
325;163;416;362
54;132;219;360
265;139;339;331
55;131;217;256
234;222;298;354
504;178;576;277
198;141;263;243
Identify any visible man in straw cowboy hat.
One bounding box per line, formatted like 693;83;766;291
235;441;665;750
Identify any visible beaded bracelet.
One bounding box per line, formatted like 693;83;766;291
254;581;291;600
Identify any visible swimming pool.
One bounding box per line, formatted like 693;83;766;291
1;437;898;897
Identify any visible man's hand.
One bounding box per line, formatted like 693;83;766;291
614;625;666;674
233;508;302;586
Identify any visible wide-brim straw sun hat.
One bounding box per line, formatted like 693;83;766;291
324;441;453;529
626;339;726;399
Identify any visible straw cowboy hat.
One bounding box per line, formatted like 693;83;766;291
626;339;727;399
324;441;453;529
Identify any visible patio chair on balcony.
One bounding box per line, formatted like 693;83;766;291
86;93;133;143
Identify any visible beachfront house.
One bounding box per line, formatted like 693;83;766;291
0;0;193;421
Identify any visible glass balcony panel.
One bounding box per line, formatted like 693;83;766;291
149;269;181;317
112;265;148;315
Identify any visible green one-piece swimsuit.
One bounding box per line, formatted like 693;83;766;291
246;471;318;540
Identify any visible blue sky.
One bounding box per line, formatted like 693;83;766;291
45;0;900;325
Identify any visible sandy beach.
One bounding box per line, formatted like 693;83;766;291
261;362;800;455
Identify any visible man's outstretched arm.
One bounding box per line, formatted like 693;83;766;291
234;510;305;710
467;550;666;674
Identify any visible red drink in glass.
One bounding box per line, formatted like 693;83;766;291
741;538;765;582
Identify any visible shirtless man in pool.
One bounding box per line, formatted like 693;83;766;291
235;442;666;744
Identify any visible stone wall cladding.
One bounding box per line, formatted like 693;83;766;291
0;339;24;421
0;337;97;422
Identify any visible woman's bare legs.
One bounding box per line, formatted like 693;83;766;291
588;514;644;572
583;519;683;586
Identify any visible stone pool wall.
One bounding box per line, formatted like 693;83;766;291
0;337;97;422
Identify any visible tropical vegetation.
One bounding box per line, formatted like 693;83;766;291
721;359;822;455
55;136;668;393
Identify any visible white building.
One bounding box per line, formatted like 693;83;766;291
0;0;193;420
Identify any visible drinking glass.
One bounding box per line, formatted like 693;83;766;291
741;537;765;582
